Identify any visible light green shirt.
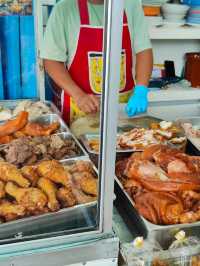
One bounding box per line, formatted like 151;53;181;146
40;0;152;65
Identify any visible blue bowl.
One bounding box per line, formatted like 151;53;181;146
182;0;200;6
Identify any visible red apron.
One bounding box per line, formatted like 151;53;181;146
52;0;135;124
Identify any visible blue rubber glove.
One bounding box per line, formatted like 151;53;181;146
126;85;149;117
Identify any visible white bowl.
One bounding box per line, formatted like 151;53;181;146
163;12;187;20
161;3;190;14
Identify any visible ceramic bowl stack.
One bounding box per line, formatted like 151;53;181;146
142;0;168;26
187;6;200;26
161;3;190;25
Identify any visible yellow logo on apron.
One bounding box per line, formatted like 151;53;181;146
88;51;126;94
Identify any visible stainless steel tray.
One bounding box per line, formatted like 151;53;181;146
0;157;98;242
80;133;137;155
0;99;60;117
177;116;200;152
114;177;200;248
31;113;69;132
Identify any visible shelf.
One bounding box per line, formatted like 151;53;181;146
148;87;200;102
149;25;200;40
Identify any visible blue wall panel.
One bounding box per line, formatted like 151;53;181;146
0;16;21;99
20;15;37;98
0;46;4;99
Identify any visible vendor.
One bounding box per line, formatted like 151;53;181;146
41;0;153;124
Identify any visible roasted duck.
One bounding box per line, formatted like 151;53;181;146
116;144;200;225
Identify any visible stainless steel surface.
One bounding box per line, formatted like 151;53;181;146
115;177;200;248
0;157;98;243
32;113;69;132
0;235;119;266
97;0;124;234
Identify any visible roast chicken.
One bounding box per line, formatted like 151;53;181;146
116;144;200;225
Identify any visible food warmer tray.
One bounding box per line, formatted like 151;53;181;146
114;177;200;248
0;156;98;243
177;116;200;154
0;99;60;116
31;113;70;132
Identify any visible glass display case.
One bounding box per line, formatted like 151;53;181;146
0;0;125;264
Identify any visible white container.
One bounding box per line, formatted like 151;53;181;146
161;3;190;21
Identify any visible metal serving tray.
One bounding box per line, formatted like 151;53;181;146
80;133;139;155
31;113;69;132
0;157;98;242
114;177;200;248
177;116;200;152
0;99;60;118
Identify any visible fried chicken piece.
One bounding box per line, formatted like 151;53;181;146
21;165;40;186
5;182;47;212
37;160;71;187
24;122;60;137
38;177;60;211
72;188;96;204
0;111;28;137
0;135;14;144
79;172;98;196
0;200;26;221
0;161;30;188
57;187;76;207
0;202;25;222
70;161;94;174
0;181;5;199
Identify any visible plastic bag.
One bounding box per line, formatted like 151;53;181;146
121;237;162;266
169;231;200;250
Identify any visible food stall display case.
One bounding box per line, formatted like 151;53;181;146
0;0;130;264
1;0;200;265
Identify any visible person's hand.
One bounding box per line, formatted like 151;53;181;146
125;85;149;117
76;93;100;114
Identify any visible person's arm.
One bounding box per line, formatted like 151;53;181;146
135;48;153;87
44;60;99;114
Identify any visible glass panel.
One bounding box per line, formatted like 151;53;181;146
0;0;112;244
0;0;37;99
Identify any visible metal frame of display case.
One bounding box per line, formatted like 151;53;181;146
33;0;125;240
0;0;124;265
